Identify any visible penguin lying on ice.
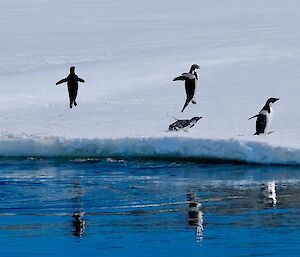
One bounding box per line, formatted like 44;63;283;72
173;64;200;112
168;117;202;131
248;97;279;135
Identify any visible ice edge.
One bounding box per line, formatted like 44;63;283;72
0;135;299;165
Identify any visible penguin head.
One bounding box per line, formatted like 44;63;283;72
266;97;279;106
191;117;202;122
70;66;76;74
190;64;200;71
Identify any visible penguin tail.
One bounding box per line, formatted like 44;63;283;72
248;114;259;120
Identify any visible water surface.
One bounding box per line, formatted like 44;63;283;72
1;159;300;256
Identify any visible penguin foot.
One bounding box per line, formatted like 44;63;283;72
192;100;197;104
74;101;77;106
70;104;72;108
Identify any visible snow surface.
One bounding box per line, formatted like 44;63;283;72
1;0;300;164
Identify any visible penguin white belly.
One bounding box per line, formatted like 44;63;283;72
266;107;273;133
265;115;271;133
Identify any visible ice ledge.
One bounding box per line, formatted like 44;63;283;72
0;135;299;165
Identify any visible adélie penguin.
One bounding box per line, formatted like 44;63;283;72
173;64;200;112
56;66;85;108
168;117;202;131
248;97;279;135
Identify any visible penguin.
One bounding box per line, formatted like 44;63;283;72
173;64;200;112
56;66;85;108
248;97;279;135
168;117;202;131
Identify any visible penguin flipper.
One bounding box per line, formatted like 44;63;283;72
248;114;259;120
77;77;85;83
173;76;187;81
181;73;195;80
173;73;196;81
56;77;68;85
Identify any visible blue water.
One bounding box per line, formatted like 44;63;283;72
1;158;300;256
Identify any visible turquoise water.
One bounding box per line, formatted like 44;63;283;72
1;159;300;256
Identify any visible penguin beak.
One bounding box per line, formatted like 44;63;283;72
275;98;279;102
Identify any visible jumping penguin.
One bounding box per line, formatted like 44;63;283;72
248;97;279;135
173;64;200;112
56;66;85;108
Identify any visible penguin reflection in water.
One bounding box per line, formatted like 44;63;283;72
248;97;279;135
56;66;85;108
187;193;204;242
72;211;85;237
173;64;200;112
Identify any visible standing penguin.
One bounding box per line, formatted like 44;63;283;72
173;64;200;112
56;66;85;108
248;97;279;135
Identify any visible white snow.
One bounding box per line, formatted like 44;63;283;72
1;0;300;164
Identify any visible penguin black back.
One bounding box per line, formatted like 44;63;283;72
254;113;267;135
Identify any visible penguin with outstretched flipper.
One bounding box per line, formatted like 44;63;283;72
56;66;85;108
173;64;200;112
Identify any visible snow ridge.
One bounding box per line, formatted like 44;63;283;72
0;135;299;165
